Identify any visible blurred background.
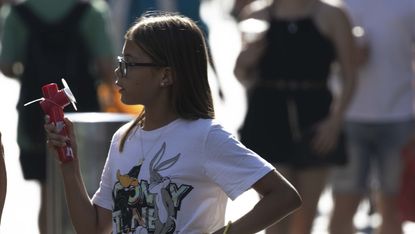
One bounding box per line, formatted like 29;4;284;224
0;0;414;233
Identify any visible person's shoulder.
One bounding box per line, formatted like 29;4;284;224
79;0;110;29
180;118;226;137
180;118;214;132
205;119;234;140
1;2;21;22
189;118;224;131
318;0;348;17
85;0;110;16
112;120;136;141
239;0;272;21
317;0;352;32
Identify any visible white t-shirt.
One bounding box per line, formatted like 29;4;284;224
92;118;274;234
344;0;415;122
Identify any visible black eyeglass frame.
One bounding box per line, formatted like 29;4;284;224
117;56;164;77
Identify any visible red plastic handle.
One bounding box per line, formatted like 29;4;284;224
40;83;74;163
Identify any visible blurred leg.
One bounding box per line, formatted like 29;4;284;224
266;167;328;234
289;168;328;234
329;122;372;234
329;193;362;234
374;121;413;234
376;194;402;234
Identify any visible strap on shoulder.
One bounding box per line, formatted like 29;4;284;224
13;1;91;31
13;3;46;31
57;2;91;29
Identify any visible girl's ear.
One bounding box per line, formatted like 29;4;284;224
160;67;173;87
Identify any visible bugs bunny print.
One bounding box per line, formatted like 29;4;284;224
148;142;180;234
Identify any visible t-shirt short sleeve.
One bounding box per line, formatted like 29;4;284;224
91;138;117;210
203;124;274;200
91;124;128;210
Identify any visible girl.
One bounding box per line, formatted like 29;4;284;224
45;12;301;234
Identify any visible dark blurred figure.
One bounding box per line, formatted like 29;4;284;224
330;1;415;234
0;131;6;223
234;0;357;233
0;0;115;232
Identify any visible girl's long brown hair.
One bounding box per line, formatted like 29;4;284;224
119;12;215;152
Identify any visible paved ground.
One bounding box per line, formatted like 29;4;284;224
0;0;414;233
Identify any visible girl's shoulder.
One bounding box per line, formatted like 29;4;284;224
112;120;137;142
179;118;230;139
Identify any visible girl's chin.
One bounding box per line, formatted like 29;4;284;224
121;98;140;106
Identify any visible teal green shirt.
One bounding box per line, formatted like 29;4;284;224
0;0;114;64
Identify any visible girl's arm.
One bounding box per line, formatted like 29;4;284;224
213;170;302;234
45;117;112;233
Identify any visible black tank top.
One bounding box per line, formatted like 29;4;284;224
259;16;335;82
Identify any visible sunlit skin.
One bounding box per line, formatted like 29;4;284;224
115;40;164;106
115;40;177;131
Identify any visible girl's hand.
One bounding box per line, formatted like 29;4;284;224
311;116;342;156
44;115;78;163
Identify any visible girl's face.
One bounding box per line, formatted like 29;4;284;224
115;40;165;106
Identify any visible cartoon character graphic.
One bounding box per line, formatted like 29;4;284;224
113;165;144;233
112;143;192;234
149;142;180;234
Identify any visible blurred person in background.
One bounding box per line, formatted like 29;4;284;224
0;0;115;232
329;1;415;234
234;0;357;233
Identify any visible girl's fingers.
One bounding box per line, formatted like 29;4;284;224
47;138;67;147
44;122;69;145
64;118;75;139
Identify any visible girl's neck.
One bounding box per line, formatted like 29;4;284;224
141;109;179;131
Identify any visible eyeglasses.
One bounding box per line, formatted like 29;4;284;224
117;56;163;78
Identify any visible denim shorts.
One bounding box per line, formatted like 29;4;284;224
331;120;414;195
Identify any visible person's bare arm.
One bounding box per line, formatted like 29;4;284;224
212;170;302;234
233;4;270;88
45;117;112;233
312;4;357;155
0;63;19;79
328;6;357;119
0;131;7;222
